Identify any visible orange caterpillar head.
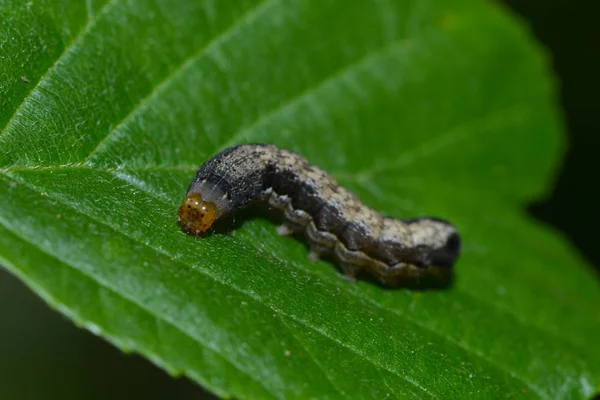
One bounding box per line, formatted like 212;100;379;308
178;194;218;235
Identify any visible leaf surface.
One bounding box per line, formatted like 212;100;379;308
1;0;599;399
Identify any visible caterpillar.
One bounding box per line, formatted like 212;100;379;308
178;144;460;287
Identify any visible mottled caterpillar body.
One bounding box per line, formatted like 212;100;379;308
178;144;460;286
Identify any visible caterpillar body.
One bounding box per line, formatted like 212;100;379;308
178;144;460;287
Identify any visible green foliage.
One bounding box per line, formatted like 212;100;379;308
1;0;598;398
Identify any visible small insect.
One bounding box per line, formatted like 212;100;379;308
178;144;460;286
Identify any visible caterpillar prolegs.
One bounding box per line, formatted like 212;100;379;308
178;144;460;287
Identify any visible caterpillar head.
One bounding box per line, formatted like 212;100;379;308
178;194;217;235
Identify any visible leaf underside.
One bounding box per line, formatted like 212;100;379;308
0;0;598;399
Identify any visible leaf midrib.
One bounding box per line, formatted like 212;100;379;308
1;162;594;349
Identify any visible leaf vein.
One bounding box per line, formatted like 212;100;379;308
82;0;277;164
333;105;527;181
277;317;357;399
219;33;420;150
0;0;114;140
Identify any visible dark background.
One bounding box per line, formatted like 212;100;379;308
1;1;599;399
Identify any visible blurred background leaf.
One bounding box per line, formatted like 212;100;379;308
1;0;599;399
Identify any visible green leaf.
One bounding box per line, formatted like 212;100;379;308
1;0;598;398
